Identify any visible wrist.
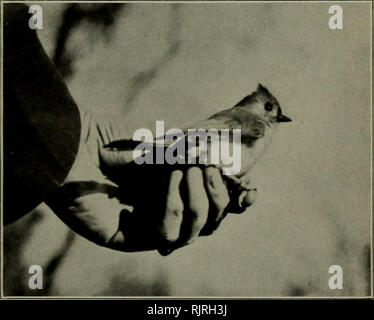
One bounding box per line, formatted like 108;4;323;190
78;107;133;147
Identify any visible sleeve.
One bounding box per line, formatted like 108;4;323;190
3;4;81;224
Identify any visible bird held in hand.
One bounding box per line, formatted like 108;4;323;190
101;83;292;210
190;83;292;178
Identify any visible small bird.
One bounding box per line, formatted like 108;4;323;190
190;83;292;178
103;83;291;210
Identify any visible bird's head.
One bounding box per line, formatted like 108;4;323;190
235;84;292;126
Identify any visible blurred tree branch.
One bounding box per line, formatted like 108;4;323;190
53;3;126;78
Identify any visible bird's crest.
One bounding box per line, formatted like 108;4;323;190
235;83;279;107
256;83;279;105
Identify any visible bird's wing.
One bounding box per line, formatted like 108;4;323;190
105;107;265;155
199;109;266;146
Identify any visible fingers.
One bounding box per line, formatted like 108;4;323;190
179;167;209;245
158;167;209;255
225;187;258;214
200;167;230;236
157;167;257;256
241;188;257;208
158;170;184;244
239;174;257;208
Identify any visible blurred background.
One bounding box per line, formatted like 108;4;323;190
3;2;371;297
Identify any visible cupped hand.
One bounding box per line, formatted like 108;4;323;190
46;108;257;253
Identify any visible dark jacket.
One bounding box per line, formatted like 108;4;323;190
3;4;81;223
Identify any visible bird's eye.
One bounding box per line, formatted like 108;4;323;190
264;102;273;111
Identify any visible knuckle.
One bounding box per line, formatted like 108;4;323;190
159;208;183;244
215;193;230;210
166;206;183;219
159;228;179;243
191;214;205;229
205;168;222;188
190;217;207;237
188;188;209;213
208;190;229;213
189;202;208;220
165;194;184;217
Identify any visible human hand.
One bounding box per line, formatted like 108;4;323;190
46;108;257;253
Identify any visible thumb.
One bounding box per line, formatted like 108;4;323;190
99;147;135;167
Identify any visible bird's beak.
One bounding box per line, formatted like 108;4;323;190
277;114;292;123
